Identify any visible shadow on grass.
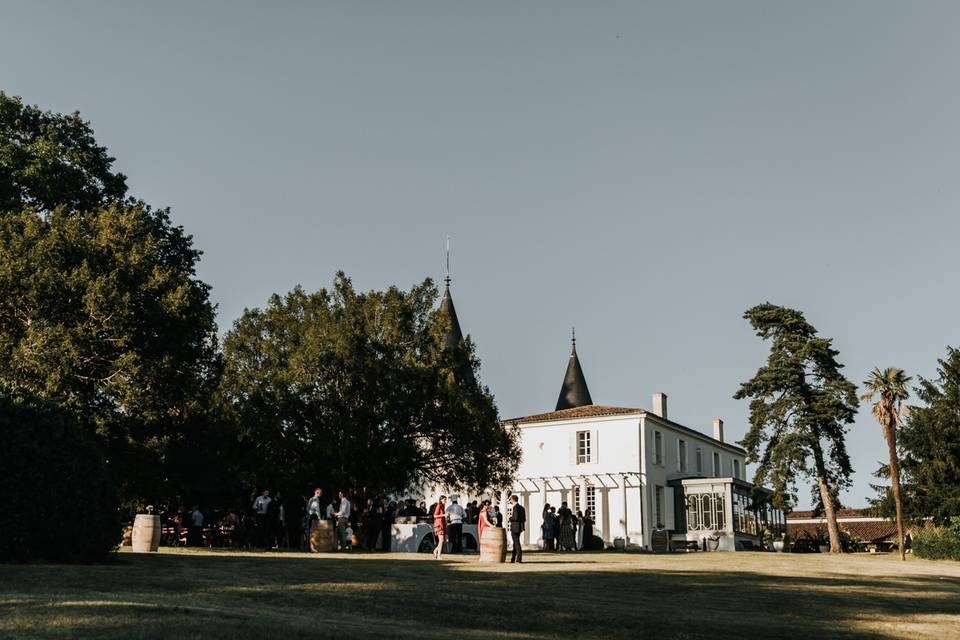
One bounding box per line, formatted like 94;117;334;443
1;552;958;639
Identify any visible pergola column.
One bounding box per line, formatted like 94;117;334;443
621;474;629;543
578;476;588;549
540;479;548;547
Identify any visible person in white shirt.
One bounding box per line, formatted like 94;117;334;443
252;490;271;548
189;506;204;547
306;488;324;521
445;497;467;553
253;490;271;514
334;491;351;550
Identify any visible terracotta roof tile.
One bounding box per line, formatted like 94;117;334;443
788;521;898;543
504;405;643;425
788;508;875;520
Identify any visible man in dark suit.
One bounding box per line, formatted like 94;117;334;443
508;495;525;563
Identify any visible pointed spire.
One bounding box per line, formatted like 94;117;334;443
437;239;476;386
439;236;464;352
555;329;593;410
439;278;464;351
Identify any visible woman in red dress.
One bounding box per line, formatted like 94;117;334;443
432;495;447;559
477;499;495;547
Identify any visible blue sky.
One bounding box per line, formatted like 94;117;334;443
3;1;959;508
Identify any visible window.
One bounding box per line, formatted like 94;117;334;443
678;439;687;473
684;493;726;531
713;452;720;476
654;431;663;465
733;459;741;480
701;494;714;529
686;495;700;530
733;487;757;535
573;484;596;516
576;431;592;464
715;493;726;530
655;485;665;529
695;447;703;474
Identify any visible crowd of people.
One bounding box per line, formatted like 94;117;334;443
154;489;599;555
540;501;599;551
155;489;512;552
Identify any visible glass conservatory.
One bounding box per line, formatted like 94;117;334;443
668;477;786;551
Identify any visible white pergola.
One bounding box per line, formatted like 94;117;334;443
501;472;643;542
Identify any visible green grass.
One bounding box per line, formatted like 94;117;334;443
1;549;958;639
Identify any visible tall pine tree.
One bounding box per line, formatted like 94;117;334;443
735;304;858;553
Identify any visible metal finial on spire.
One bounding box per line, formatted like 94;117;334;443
444;235;451;286
572;327;576;345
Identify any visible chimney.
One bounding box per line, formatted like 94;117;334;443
652;392;668;420
713;418;724;443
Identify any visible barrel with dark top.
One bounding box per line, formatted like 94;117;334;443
479;526;507;563
310;520;336;552
131;514;161;552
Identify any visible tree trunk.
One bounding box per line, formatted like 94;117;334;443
812;442;843;554
884;421;906;561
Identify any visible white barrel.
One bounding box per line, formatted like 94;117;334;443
131;514;161;552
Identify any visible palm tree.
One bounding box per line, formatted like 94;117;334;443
860;367;911;561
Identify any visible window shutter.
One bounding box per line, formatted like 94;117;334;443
569;433;576;465
592;429;599;465
664;487;675;530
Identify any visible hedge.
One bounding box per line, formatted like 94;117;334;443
913;522;960;561
0;391;120;563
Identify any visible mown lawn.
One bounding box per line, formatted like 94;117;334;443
1;549;958;639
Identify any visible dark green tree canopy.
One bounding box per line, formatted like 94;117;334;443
875;347;960;525
735;303;858;510
0;94;220;506
219;273;520;497
0;205;218;426
0;92;128;215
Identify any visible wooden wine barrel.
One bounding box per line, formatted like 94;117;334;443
131;514;161;553
479;527;507;563
310;520;337;552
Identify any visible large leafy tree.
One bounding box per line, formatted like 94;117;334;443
219;273;519;498
0;92;128;215
874;348;960;525
0;94;220;505
735;303;858;553
860;367;911;561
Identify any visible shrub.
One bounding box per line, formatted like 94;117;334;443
912;522;960;561
584;534;605;551
0;390;120;562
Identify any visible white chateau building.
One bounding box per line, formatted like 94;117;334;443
436;279;785;552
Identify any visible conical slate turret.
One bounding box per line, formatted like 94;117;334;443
439;277;464;352
555;331;593;410
437;276;476;385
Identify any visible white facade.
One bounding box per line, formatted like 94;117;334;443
504;398;750;550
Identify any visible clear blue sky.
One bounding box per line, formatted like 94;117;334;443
3;1;958;508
